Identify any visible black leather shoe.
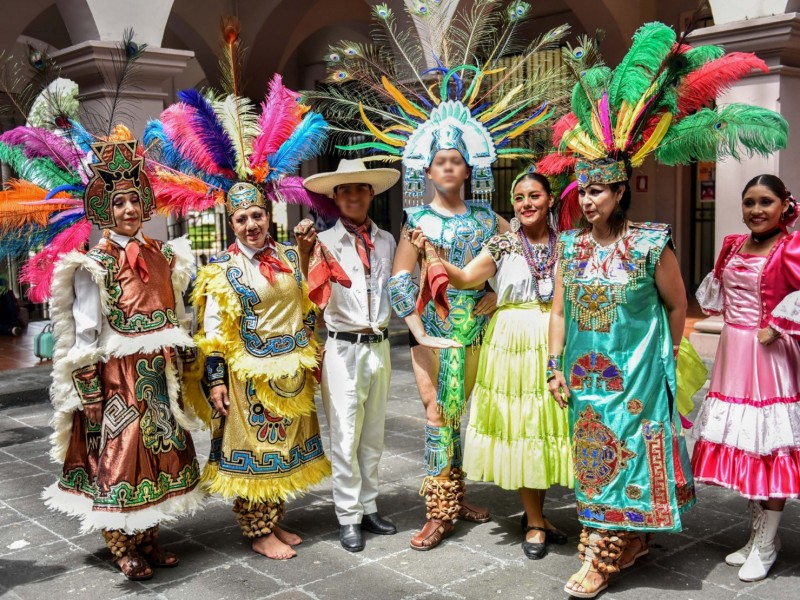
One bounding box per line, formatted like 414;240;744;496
521;512;568;545
339;525;364;552
522;526;548;560
361;513;397;535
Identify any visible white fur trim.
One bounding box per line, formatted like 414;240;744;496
42;482;207;534
165;353;204;432
166;235;195;294
49;410;76;464
696;271;723;315
99;326;195;359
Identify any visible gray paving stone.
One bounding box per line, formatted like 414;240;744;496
303;561;430;600
150;563;283;599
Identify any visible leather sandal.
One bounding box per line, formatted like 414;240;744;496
139;542;180;568
564;560;609;599
116;549;154;581
619;534;649;569
410;518;454;551
522;525;547;560
458;498;491;523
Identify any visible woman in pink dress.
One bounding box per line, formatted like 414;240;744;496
692;174;800;582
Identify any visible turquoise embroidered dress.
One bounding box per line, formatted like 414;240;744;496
559;223;695;533
405;201;497;425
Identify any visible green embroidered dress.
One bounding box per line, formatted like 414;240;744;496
559;223;695;532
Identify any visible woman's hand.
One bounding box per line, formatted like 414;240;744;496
82;402;103;425
474;291;498;316
415;334;463;349
548;371;570;409
757;326;781;346
409;228;427;253
209;385;230;417
294;219;317;256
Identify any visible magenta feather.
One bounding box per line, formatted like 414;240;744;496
151;180;219;217
598;93;613;150
266;176;339;218
161;104;236;179
249;74;303;170
20;218;91;303
0;127;83;172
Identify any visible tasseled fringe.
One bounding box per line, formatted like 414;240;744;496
41;482;207;535
200;458;331;504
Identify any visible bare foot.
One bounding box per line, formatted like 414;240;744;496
251;533;297;560
565;566;607;596
273;525;303;546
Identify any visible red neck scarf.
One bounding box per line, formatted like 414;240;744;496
341;218;375;271
123;240;150;283
228;241;292;284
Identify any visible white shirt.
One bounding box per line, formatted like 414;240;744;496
203;238;277;339
317;219;396;334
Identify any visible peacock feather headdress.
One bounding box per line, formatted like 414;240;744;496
307;0;576;205
143;17;337;219
540;20;788;191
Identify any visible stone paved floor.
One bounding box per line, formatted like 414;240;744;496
0;347;797;600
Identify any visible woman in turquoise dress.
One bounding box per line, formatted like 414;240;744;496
548;159;695;598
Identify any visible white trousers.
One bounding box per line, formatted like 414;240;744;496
321;336;391;525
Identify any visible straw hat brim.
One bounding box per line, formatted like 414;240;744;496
303;168;400;198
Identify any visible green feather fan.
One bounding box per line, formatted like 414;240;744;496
608;22;676;110
0;142;79;189
571;66;611;131
654;104;789;166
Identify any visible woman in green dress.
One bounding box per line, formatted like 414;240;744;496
548;158;695;597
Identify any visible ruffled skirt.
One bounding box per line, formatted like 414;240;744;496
691;323;800;499
463;302;572;490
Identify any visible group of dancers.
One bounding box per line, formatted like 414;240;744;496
0;2;798;598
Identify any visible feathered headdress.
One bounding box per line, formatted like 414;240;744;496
307;0;575;205
143;17;337;219
0;34;161;303
542;21;788;190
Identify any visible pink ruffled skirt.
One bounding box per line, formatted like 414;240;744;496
691;323;800;499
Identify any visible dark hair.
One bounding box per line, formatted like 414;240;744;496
332;183;374;196
512;172;551;196
742;174;791;201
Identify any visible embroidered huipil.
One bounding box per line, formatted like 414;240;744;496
559;223;696;532
186;239;330;503
43;233;203;533
405;201;497;424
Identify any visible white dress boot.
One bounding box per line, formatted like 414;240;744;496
726;502;781;567
738;507;782;582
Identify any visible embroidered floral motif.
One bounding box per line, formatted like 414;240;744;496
573;405;636;500
627;399;644;415
626;485;642;500
570;352;624;392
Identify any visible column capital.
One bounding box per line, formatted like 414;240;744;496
51;42;194;104
688;13;800;71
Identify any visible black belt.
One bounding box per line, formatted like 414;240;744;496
329;329;388;344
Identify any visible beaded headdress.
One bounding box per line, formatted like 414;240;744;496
85;140;154;228
539;21;788;191
309;0;574;205
225;182;268;216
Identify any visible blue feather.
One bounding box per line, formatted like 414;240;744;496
66;120;95;152
267;113;329;178
176;89;237;172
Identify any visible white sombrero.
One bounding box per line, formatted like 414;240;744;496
303;158;400;198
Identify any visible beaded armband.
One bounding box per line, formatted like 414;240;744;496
205;354;228;389
388;272;419;318
546;354;563;382
72;364;103;405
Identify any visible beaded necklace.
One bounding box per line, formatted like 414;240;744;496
517;227;557;303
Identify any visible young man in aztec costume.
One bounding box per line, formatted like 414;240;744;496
311;0;577;550
301;158;401;552
543;20;788;599
143;19;338;560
